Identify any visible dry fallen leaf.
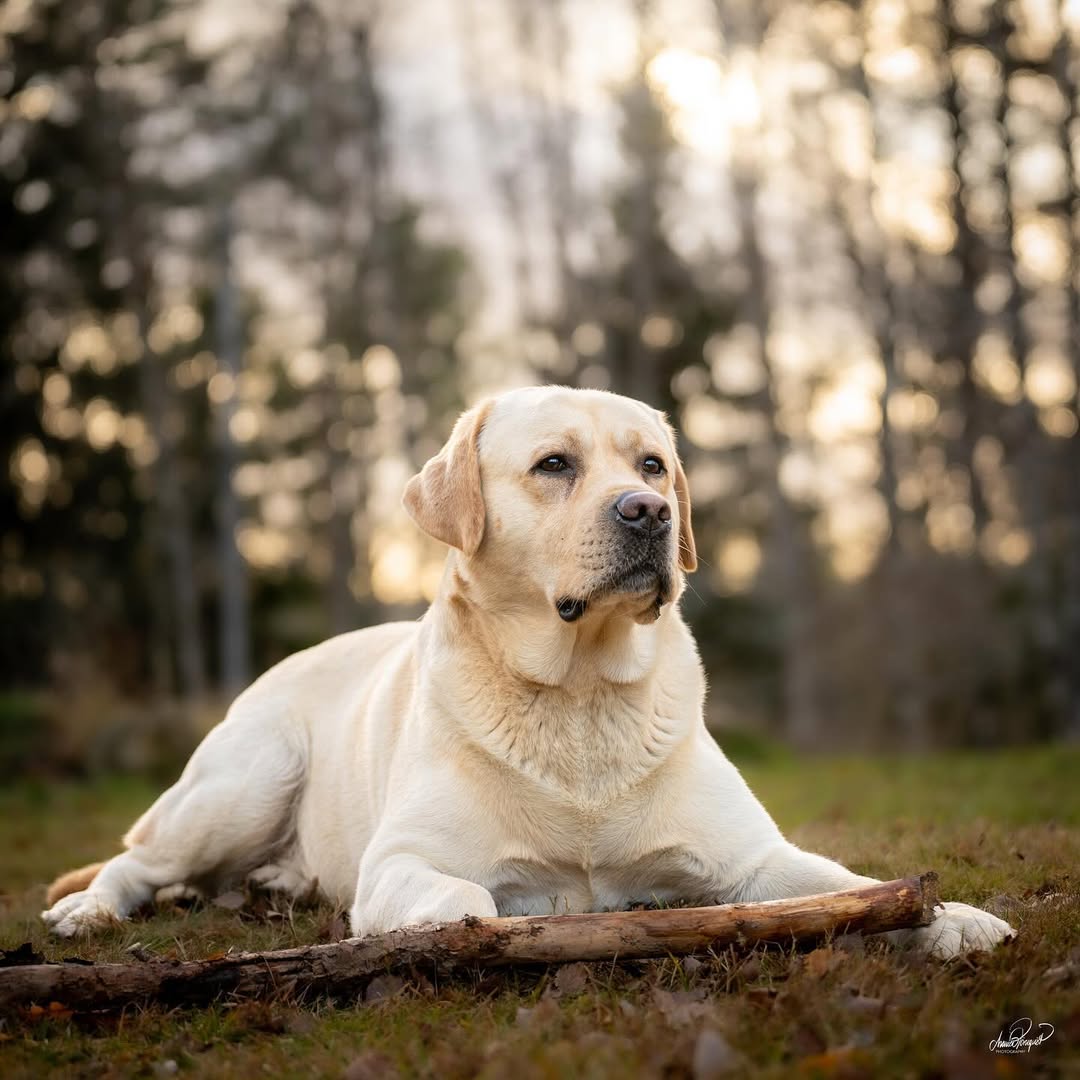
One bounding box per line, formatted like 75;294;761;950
650;987;711;1025
692;1029;745;1079
547;962;590;998
746;986;777;1008
26;1001;73;1021
984;894;1020;918
515;998;560;1028
791;1022;827;1058
319;913;348;942
211;890;246;911
1043;960;1079;989
681;955;704;977
225;1001;289;1034
737;955;762;981
797;1046;871;1078
284;1010;317;1035
803;946;843;979
576;1030;627;1054
833;933;865;956
342;1050;395;1080
363;974;405;1003
842;993;885;1019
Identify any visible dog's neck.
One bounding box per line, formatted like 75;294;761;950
422;554;701;803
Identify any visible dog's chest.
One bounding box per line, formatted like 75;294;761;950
479;779;715;916
453;667;707;913
487;836;714;916
472;680;685;807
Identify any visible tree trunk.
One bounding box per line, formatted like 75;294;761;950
1052;8;1080;739
941;8;992;542
212;201;251;695
457;0;537;330
992;2;1058;718
138;345;206;702
518;0;578;356
734;175;822;749
840;35;931;749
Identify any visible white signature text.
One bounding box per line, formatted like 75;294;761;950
989;1017;1055;1054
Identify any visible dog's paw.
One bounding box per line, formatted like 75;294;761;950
154;882;205;907
41;890;123;937
247;863;314;899
352;879;498;936
910;901;1015;959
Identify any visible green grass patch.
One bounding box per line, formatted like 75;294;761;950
1;748;1077;1077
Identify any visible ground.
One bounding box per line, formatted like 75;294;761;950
0;745;1077;1078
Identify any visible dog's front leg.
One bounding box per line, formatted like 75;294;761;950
727;839;1015;959
351;852;497;937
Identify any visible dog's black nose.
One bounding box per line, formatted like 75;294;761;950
614;490;672;533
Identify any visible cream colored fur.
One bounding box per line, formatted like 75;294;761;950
43;387;1013;958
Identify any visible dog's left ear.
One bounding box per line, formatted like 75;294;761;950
665;420;697;572
403;400;492;556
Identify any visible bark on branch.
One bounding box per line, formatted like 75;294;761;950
0;874;938;1013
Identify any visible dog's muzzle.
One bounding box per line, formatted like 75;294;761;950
554;491;675;621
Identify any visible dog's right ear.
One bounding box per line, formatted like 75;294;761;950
661;417;697;573
403;400;492;556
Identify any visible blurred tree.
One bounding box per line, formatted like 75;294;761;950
0;0;160;692
1;0;473;701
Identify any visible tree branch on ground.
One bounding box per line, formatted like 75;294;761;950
0;874;938;1013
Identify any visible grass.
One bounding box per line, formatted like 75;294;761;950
1;745;1077;1077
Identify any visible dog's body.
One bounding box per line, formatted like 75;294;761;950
44;387;1014;957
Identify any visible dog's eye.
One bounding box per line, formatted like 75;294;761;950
642;456;665;476
537;455;570;473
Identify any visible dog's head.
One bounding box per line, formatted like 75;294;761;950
403;386;696;625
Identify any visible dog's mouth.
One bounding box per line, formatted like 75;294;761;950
556;554;673;623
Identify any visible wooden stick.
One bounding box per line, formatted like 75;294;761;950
0;873;938;1013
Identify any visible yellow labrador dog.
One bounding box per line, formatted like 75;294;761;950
44;386;1013;957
